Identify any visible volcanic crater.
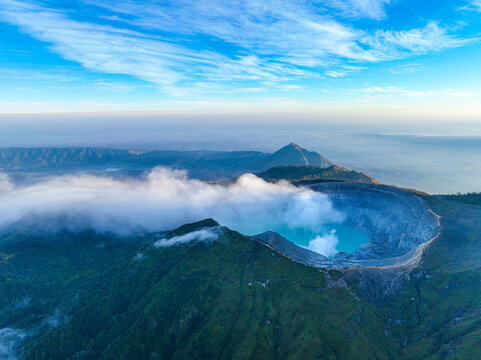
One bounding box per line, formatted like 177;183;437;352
253;183;440;269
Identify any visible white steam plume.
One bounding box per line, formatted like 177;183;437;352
0;168;343;242
306;230;339;259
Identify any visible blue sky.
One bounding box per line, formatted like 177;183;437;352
1;0;481;114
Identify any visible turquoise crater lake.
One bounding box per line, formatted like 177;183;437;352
232;223;370;259
269;225;370;258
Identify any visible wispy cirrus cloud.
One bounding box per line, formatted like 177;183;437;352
0;0;317;90
0;0;472;93
323;0;393;20
365;22;469;56
0;0;214;85
364;86;480;98
88;0;464;63
459;0;481;12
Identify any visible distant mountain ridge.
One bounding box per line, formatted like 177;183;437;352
0;143;338;182
0;147;129;166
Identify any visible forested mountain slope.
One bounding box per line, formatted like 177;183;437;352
1;193;480;359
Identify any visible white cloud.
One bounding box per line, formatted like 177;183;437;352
0;173;13;193
387;63;422;74
0;0;317;88
324;0;393;20
365;22;470;57
0;0;470;90
0;168;343;235
154;229;219;248
0;0;204;85
0;68;79;83
85;1;465;63
459;1;481;12
325;70;350;78
364;86;480;98
325;65;364;77
305;230;339;258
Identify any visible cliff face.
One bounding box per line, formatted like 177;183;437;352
253;183;439;269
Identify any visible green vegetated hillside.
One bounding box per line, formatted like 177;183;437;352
257;165;379;184
1;196;481;359
0;220;399;360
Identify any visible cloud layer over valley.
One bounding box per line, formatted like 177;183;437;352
0;169;344;253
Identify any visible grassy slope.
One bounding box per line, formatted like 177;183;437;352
1;221;398;360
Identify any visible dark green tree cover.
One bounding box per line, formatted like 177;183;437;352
257;165;378;184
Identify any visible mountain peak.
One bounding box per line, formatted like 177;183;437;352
287;142;302;148
248;143;335;172
280;143;303;152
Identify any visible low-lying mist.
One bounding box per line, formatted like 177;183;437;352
0;168;344;255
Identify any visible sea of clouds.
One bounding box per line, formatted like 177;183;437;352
0;168;344;255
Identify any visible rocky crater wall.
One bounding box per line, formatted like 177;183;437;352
253;183;439;269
